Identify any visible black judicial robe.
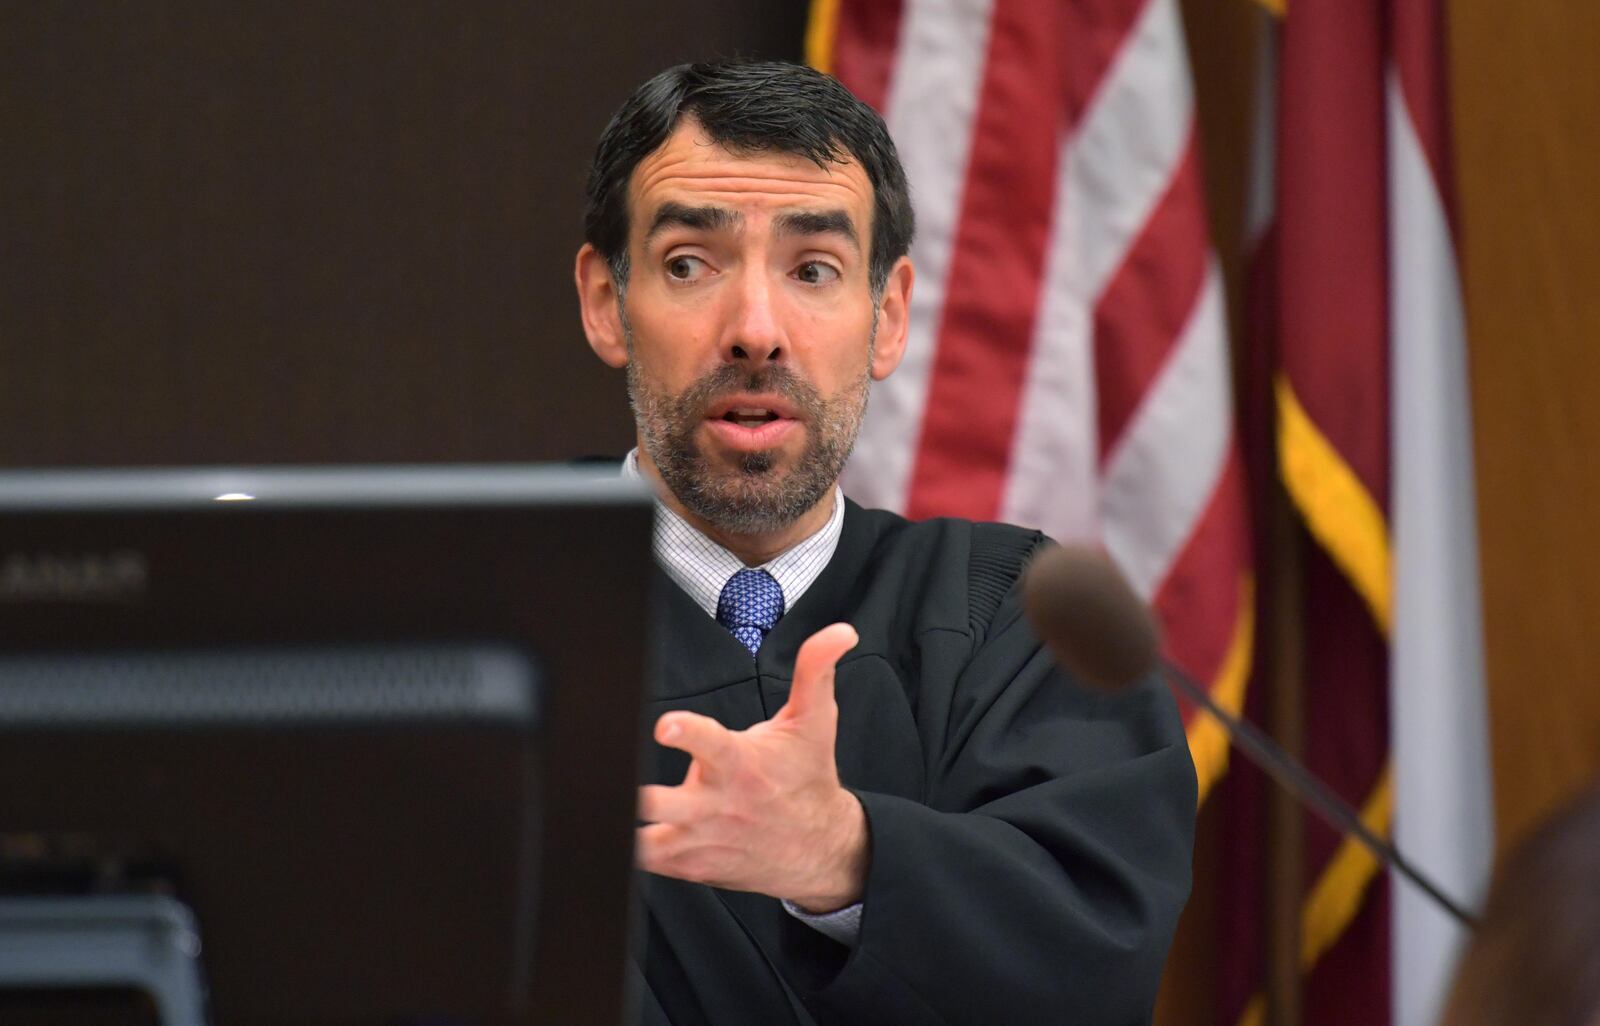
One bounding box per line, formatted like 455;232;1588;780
632;500;1197;1026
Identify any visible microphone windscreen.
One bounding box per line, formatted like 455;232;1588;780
1020;544;1162;693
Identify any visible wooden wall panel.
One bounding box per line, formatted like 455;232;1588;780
1450;0;1600;855
0;1;805;467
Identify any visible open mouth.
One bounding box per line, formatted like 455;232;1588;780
719;408;783;428
703;395;801;451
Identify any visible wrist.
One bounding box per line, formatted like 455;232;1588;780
792;789;870;913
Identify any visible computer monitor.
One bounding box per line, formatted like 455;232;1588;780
0;465;655;1026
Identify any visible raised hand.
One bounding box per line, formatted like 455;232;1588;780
635;622;868;912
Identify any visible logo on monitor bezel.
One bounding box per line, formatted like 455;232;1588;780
0;551;149;602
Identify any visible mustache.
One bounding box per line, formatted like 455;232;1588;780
675;364;824;418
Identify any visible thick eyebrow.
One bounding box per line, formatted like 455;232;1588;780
643;202;741;244
774;209;860;252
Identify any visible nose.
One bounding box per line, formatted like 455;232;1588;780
720;268;785;365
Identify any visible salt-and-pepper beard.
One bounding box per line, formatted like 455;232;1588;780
623;310;874;536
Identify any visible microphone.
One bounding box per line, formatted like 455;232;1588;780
1020;543;1478;929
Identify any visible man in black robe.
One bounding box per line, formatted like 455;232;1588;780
573;60;1196;1026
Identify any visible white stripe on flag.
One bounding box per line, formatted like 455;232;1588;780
1001;0;1195;540
843;0;994;512
995;124;1099;542
1066;0;1195;300
1244;14;1278;250
1099;260;1230;600
1387;70;1495;1026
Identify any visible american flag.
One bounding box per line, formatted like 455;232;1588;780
808;0;1253;802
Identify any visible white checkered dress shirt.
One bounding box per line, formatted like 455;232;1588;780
623;449;864;946
623;450;843;617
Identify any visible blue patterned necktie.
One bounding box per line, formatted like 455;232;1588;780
716;569;785;657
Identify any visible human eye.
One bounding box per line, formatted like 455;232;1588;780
665;254;710;282
794;260;841;286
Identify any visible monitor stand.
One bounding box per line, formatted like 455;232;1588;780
0;895;205;1026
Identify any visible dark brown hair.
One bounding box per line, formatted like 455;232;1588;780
583;60;914;296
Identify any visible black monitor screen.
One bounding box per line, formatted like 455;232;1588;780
0;466;655;1026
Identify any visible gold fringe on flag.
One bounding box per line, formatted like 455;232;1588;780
1300;761;1394;968
1186;576;1256;802
805;0;841;74
1275;374;1393;636
1235;762;1396;1026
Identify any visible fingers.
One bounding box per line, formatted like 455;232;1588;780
779;622;860;723
637;784;702;825
635;822;733;885
654;711;736;780
634;822;680;877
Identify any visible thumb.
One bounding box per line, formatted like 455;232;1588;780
777;622;859;724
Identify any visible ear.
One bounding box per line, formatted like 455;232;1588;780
869;256;915;381
575;243;630;369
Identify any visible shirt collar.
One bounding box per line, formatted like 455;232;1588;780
623;449;845;618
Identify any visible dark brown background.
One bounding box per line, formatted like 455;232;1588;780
1;1;805;466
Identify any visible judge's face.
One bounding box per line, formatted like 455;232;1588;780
577;121;911;535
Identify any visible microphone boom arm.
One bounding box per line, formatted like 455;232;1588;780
1162;662;1479;929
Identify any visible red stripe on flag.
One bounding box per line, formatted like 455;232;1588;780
1391;0;1459;233
906;0;1150;521
1152;446;1248;696
903;0;1072;521
1062;0;1158;121
831;0;906;113
1277;0;1390;506
1093;129;1209;464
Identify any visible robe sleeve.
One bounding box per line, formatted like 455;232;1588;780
790;583;1198;1026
